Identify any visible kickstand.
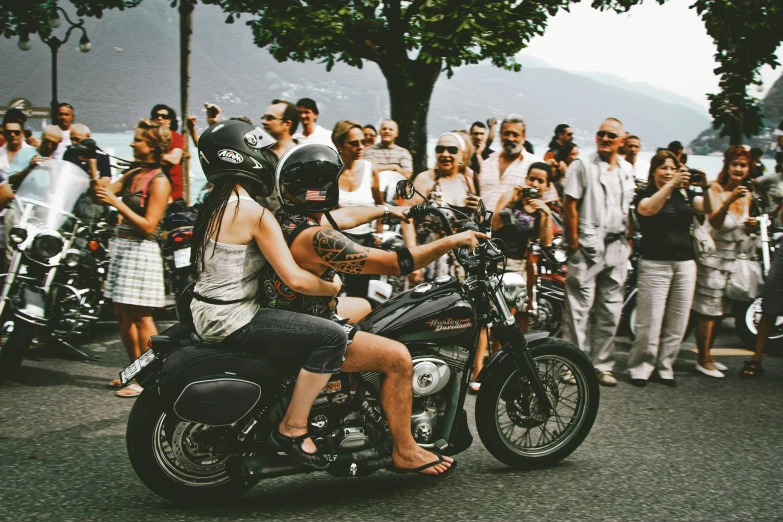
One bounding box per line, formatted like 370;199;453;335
56;338;101;361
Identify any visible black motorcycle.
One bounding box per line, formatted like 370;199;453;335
160;200;197;303
121;180;599;503
0;161;100;382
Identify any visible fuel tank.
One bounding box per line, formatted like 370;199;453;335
358;276;477;344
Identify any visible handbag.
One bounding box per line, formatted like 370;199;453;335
691;217;715;258
725;236;765;301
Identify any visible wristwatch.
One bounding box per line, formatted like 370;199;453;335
376;204;390;218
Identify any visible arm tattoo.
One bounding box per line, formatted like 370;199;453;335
313;228;370;274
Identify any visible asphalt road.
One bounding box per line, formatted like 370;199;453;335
1;320;781;521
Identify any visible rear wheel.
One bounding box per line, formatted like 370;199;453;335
126;391;254;504
0;322;36;384
476;340;599;469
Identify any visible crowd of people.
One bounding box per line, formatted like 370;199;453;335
1;96;782;470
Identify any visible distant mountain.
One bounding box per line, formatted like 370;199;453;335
689;72;783;156
0;1;710;151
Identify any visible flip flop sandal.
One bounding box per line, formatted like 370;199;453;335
270;425;330;470
389;454;458;479
740;360;764;378
116;383;143;398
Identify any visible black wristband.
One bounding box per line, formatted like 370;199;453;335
396;247;414;275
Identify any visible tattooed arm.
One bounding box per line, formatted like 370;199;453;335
294;227;488;276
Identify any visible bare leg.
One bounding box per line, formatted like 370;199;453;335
132;306;158;359
114;303;139;362
694;313;718;370
472;328;490;382
336;297;373;323
279;369;332;453
341;332;453;475
752;314;776;363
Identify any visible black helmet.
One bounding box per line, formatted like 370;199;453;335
276;143;344;212
197;120;278;196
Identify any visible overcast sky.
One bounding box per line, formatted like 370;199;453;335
521;1;782;110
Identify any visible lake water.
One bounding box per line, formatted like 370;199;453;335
93;132;778;203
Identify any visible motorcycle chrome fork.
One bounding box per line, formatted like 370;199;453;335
490;284;553;413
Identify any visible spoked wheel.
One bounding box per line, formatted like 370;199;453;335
734;299;783;354
126;391;253;504
476;340;599;469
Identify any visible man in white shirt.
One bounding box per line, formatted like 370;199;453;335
363;119;413;180
52;102;74;160
292;98;333;146
624;135;649;181
478;114;543;213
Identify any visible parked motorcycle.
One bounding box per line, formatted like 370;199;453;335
160;200;197;303
121;179;599;503
734;214;782;352
0;161;100;382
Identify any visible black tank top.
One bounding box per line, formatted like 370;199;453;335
260;208;337;318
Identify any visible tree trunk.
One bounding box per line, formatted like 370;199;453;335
380;60;442;176
179;0;194;204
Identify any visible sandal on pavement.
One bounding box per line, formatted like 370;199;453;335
740;360;764;378
270;424;330;470
389;454;458;479
469;382;481;393
116;383;142;398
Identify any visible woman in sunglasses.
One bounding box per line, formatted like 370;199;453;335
407;132;481;281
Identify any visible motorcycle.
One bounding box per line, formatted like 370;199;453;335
160;200;197;304
121;179;599;504
0;161;100;382
733;214;783;353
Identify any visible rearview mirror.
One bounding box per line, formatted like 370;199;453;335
395;180;415;200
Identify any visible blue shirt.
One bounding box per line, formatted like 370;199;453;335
0;144;37;182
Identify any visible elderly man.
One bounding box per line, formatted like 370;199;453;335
562;118;636;386
63;123;112;180
364;119;413;180
9;125;62;189
52;102;74;160
478;114;543;213
292;98;333;146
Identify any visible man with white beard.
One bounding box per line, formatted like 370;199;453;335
478;114;543;213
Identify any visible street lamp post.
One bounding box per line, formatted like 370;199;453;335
18;7;91;119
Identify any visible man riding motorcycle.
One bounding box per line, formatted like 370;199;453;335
262;143;489;477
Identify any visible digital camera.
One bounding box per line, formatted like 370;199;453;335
522;187;540;198
67;138;98;159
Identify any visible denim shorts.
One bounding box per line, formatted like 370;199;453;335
218;308;348;374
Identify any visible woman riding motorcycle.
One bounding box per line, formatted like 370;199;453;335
190;121;345;469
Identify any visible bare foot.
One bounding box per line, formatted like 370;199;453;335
392;446;453;476
278;422;318;454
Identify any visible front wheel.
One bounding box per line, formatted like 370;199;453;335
0;322;36;384
126;390;253;504
734;299;783;355
476;339;599;469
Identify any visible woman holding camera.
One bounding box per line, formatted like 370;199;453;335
692;146;757;378
627;151;706;386
94;119;171;397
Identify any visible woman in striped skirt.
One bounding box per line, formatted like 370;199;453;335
94;119;172;397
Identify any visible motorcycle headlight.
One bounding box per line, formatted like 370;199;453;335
64;249;82;268
501;273;528;310
8;226;28;250
551;237;568;264
30;230;64;261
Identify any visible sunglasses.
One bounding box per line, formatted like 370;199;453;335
154;112;172;119
596;130;619;140
345;140;362;147
3;129;22;136
261;114;282;122
435;145;459;154
565;132;574;137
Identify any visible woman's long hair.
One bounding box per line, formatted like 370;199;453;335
547;123;570;150
191;177;263;280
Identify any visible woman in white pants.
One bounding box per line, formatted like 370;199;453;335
627;151;706;386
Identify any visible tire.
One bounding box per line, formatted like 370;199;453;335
0;322;35;384
734;299;783;355
126;390;254;504
475;339;599;469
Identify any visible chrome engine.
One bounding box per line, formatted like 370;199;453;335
412;356;451;397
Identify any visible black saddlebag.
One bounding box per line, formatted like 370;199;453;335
158;345;277;426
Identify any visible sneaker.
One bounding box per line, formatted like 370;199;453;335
596;371;617;387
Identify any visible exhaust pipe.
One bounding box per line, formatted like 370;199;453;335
226;447;394;480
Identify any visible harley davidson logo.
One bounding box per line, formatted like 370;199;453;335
425;318;473;332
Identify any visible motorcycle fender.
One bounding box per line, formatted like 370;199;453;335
476;331;549;384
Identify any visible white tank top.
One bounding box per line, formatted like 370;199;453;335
339;160;375;235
